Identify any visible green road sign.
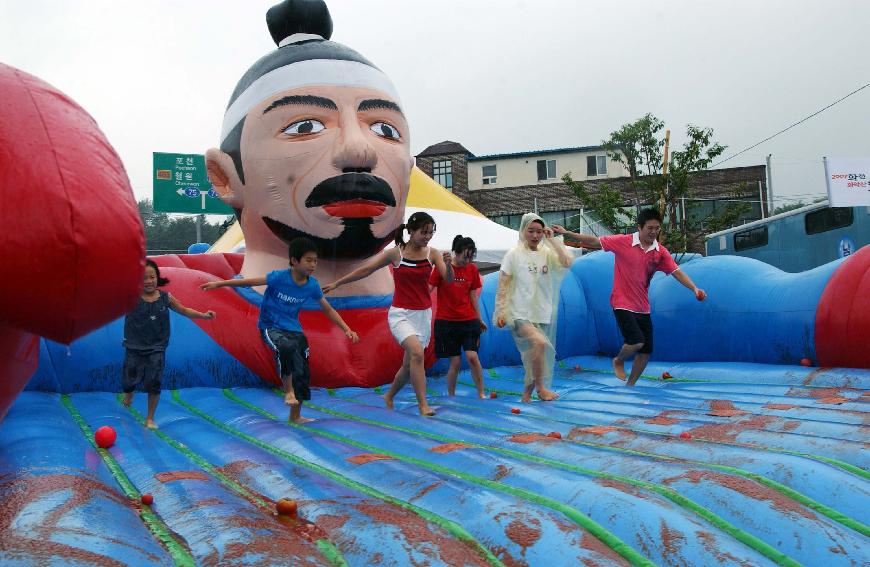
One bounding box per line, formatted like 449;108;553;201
152;152;233;214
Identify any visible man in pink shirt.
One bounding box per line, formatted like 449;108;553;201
553;209;706;385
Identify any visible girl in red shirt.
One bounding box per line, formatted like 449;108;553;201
323;212;453;416
429;235;488;398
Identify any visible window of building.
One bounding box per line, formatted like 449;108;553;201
490;214;522;230
537;159;556;181
482;164;497;186
586;155;607;176
432;160;452;189
804;207;853;235
733;226;768;251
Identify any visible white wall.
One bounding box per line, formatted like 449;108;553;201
467;150;628;191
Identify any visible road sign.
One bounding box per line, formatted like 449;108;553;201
153;152;233;214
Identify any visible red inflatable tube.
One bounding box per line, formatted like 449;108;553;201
815;245;870;369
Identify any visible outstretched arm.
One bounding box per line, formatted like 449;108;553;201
551;224;601;250
671;269;707;301
494;272;511;328
544;227;574;268
322;248;398;293
318;297;359;342
201;275;267;290
168;295;216;319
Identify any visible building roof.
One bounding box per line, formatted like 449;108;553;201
468;145;606;162
416;141;473;158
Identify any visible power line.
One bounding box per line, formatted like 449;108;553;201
712;82;870;168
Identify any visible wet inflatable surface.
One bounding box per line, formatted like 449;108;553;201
2;356;867;566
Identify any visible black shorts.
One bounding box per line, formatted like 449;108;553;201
262;328;311;401
122;349;165;394
613;309;653;354
434;319;481;358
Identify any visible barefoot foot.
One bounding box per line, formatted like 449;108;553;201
537;389;560;401
384;393;394;410
122;393;133;407
291;416;315;424
418;404;436;417
145;420;159;430
613;357;626;380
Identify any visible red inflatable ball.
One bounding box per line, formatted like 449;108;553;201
799;358;813;367
662;371;673;379
678;432;692;440
547;431;562;439
141;493;154;506
94;426;117;449
489;392;497;399
276;498;298;517
510;408;521;414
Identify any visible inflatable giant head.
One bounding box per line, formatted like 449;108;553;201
206;0;412;289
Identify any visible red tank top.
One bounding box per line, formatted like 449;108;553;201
392;247;433;309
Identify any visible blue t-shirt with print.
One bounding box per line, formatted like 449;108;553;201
258;270;324;332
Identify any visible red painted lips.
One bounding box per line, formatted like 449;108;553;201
322;199;387;218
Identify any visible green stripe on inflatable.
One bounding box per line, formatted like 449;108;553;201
366;391;868;537
305;402;802;567
60;395;196;567
238;392;655;567
173;390;504;567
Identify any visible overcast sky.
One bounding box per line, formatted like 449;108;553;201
2;0;868;209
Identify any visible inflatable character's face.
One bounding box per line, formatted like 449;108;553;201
208;83;412;262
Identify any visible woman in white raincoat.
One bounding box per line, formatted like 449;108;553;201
494;213;574;402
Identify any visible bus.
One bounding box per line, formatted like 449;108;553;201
705;201;870;272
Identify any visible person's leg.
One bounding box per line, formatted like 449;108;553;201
282;374;299;406
515;323;558;402
626;354;650;386
384;350;411;410
121;350;138;407
612;310;645;380
398;336;433;416
289;401;314;424
446;356;462;395
465;351;485;398
626;314;654;387
145;393;160;429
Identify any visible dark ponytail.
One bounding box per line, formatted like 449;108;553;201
451;234;477;257
395;211;436;247
145;258;170;286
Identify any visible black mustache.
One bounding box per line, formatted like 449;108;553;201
304;173;396;208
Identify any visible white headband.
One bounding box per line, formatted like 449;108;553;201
220;59;401;143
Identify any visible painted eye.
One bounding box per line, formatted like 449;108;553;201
283;119;325;136
370;122;401;140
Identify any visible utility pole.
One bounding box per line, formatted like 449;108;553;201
765;154;774;216
660;129;670;214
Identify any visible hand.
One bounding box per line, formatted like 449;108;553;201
345;329;359;343
496;316;506;328
695;288;707;302
203;310;216;319
543;227;554;239
479;319;488;332
321;282;338;294
551;224;567;235
200;282;219;291
442;250;452;265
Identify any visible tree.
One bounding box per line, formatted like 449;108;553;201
137;199;235;254
563;114;751;253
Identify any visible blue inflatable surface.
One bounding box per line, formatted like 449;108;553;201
3;252;869;566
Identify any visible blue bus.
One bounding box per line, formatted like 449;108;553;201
705;201;870;272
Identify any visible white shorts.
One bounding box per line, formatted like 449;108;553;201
388;307;432;348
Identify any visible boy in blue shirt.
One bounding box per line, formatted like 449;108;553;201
203;238;358;422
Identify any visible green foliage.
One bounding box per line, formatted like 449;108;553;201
138;199;234;254
770;201;806;216
565;113;752;252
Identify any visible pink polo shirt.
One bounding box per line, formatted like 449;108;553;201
599;233;679;313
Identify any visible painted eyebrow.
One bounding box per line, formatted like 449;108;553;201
358;98;403;114
262;95;338;114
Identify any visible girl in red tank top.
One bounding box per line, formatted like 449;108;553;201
322;212;453;416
